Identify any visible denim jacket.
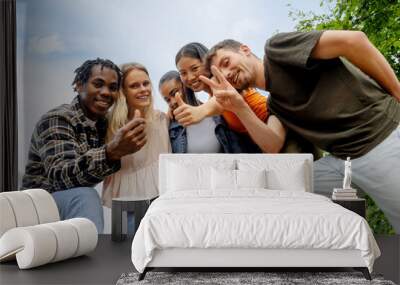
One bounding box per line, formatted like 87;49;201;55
169;116;245;153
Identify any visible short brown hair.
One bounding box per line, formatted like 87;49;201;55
204;39;243;74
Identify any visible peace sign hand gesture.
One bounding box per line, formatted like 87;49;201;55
199;65;246;114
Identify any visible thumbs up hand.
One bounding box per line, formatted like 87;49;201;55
166;92;183;120
133;109;142;119
175;92;185;107
173;92;205;127
105;108;147;161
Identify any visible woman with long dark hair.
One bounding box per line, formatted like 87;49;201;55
173;42;266;152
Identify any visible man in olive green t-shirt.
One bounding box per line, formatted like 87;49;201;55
200;30;400;233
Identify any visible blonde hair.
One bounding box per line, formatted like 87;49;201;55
106;62;155;142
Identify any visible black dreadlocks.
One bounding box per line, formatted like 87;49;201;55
72;58;122;92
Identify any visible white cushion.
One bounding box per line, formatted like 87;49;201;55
0;189;98;269
0;218;97;269
65;218;98;257
236;169;267;189
160;154;236;194
24;189;60;223
0;225;57;268
238;159;308;191
0;196;17;237
0;192;39;227
211;168;236;190
167;162;211;191
42;221;79;262
166;159;236;193
267;166;307;192
211;169;268;191
0;190;60;237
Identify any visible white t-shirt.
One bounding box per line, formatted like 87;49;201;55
186;117;221;153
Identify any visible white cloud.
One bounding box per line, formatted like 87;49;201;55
28;34;65;55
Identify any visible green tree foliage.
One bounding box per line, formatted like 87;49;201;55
365;195;395;234
289;0;400;78
290;0;399;234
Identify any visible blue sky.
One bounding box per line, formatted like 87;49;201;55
16;0;328;162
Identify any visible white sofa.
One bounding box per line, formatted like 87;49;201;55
131;154;379;280
0;189;98;269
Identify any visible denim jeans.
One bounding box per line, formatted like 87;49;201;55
127;212;135;235
314;125;400;233
52;187;104;233
126;199;153;235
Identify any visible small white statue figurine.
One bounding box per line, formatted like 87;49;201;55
343;157;352;189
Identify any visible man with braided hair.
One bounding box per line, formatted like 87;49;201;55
22;58;147;232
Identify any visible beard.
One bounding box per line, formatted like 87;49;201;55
229;69;251;92
234;78;251;93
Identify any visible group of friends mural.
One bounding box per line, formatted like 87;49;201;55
21;30;400;234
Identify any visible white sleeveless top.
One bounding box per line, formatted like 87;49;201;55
102;111;171;208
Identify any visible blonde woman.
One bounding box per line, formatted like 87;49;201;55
102;62;171;233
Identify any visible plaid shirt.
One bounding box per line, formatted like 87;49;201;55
22;96;121;193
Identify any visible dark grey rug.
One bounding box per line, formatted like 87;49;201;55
116;271;396;285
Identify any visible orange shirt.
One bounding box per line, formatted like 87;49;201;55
222;88;268;133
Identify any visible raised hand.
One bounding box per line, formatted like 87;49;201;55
199;66;246;113
173;92;205;127
106;109;147;161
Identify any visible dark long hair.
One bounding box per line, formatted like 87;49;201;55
175;42;209;107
